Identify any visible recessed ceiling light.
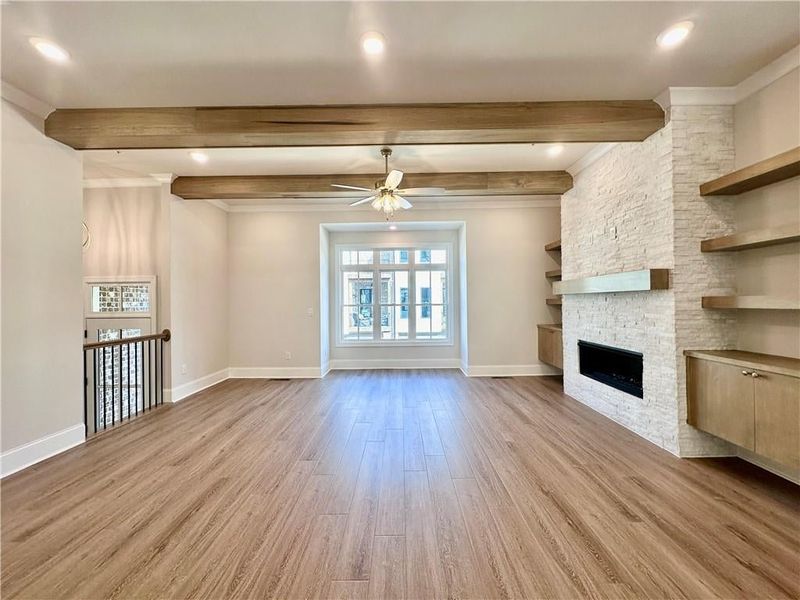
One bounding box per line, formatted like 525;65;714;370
656;21;694;49
547;145;564;157
29;37;70;63
361;32;386;55
189;151;209;164
389;224;398;230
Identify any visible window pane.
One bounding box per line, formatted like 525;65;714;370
415;249;431;264
91;285;121;312
415;271;430;304
343;271;373;305
430;249;447;264
342;250;357;266
98;328;121;342
380;249;409;264
430;270;447;304
416;305;431;338
431;304;447;339
121;285;150;312
342;306;359;341
358;250;373;265
380;270;409;304
381;305;410;340
357;305;373;339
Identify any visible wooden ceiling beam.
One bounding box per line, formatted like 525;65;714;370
45;101;664;149
171;171;573;200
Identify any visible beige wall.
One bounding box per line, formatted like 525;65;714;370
169;197;229;391
1;100;84;454
83;186;162;279
734;68;800;358
82;185;171;334
227;204;561;374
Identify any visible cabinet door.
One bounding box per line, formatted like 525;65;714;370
538;327;563;369
754;373;800;469
687;358;755;450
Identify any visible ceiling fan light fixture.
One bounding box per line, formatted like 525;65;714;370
361;31;386;55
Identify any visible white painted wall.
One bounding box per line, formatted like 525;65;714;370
227;204;560;376
1;99;84;474
733;67;800;358
168;196;229;399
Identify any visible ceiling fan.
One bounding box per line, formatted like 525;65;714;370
331;148;446;218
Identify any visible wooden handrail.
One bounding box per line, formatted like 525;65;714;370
83;329;171;350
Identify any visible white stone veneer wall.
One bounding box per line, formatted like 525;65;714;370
562;105;737;457
670;106;737;456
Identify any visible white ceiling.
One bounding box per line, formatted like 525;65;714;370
2;2;798;108
81;143;599;179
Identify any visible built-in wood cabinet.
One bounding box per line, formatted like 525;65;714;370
686;350;800;471
754;372;800;469
687;357;755;450
538;324;563;369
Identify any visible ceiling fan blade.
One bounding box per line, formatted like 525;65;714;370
349;195;377;207
397;187;447;195
395;195;413;209
384;169;403;190
332;183;373;192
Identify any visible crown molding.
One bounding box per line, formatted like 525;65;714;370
736;44;799;103
151;172;176;184
206;200;231;211
83;178;162;189
567;143;617;177
655;44;799;110
0;81;54;120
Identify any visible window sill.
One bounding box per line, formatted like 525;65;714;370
336;339;454;348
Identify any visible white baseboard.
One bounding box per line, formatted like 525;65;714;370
464;364;563;377
229;366;325;379
330;358;461;370
1;424;85;478
169;368;231;403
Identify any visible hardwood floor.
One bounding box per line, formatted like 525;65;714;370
2;371;798;599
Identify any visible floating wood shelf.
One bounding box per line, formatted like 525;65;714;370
685;349;800;379
699;146;800;196
545;296;563;306
553;269;670;295
701;224;800;252
702;295;800;310
544;240;561;252
537;323;563;332
545;268;562;279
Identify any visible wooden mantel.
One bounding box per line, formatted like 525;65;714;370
553;269;670;295
44;100;665;150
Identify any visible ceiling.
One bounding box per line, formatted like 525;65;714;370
82;143;599;179
2;2;798;108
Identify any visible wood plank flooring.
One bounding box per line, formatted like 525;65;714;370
2;371;798;599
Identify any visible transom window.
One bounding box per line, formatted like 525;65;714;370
336;244;451;345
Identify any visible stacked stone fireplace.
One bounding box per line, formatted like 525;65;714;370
561;104;739;457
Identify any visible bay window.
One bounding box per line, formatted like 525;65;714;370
336;244;451;345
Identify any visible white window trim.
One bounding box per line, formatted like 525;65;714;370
334;242;454;347
83;276;157;324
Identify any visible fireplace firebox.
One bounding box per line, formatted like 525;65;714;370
578;341;643;398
